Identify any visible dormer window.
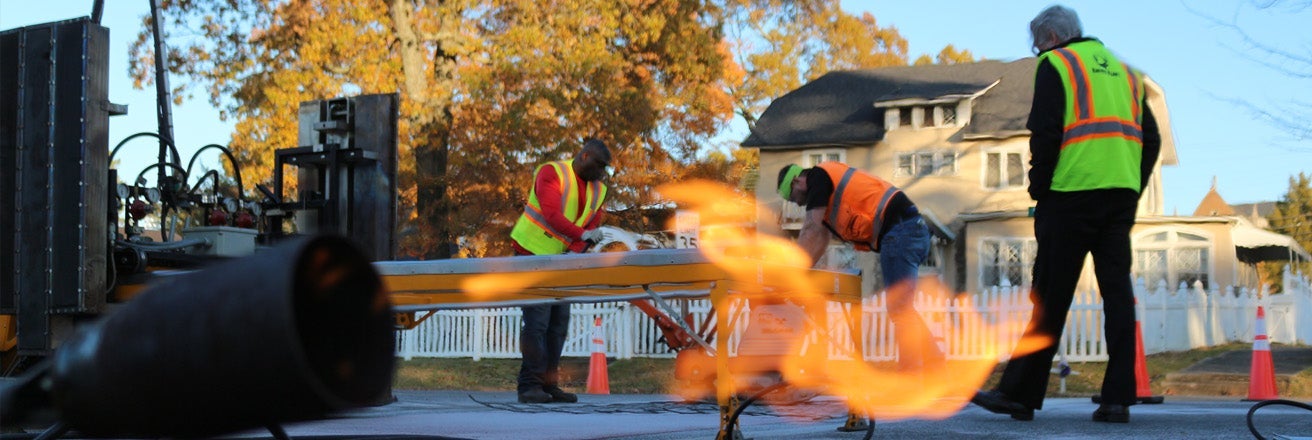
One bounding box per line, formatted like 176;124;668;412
898;108;913;127
939;105;957;125
884;102;964;130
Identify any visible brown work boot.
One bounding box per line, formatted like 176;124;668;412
1092;404;1130;423
971;390;1034;421
544;386;578;403
517;388;552;403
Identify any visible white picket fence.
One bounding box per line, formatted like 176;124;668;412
395;268;1312;362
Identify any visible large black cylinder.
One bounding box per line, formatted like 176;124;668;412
48;235;395;438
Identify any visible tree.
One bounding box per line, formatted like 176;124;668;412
129;0;973;257
1192;0;1312;140
913;44;976;66
131;0;733;258
1260;172;1312;291
720;1;908;133
720;1;976;133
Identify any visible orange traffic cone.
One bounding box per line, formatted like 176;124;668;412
585;316;610;394
1244;306;1278;401
1093;298;1164;404
1133;299;1164;404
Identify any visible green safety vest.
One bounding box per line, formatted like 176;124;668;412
1040;40;1146;193
510;159;608;255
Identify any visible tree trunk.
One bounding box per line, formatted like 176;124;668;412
391;0;458;259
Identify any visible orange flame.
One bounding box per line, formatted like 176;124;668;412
659;180;1050;421
460;272;551;301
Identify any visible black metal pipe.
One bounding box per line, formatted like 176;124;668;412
186;143;246;201
110;131;181;168
45;235;395;438
148;0;176;189
90;0;104;23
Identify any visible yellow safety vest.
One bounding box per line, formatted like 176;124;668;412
1040;40;1146;192
510;160;608;255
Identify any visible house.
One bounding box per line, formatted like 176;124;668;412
742;58;1303;295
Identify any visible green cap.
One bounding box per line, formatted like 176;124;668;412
777;164;803;200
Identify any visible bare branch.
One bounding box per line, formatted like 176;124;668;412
1184;1;1312;78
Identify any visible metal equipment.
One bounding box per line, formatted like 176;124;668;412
0;17;114;356
0;235;395;438
264;94;399;261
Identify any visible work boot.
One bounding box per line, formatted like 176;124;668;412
1092;404;1130;423
971;390;1034;421
517;388;552;404
544;386;578;403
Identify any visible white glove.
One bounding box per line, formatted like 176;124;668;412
581;228;606;243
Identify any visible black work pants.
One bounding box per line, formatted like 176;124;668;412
997;189;1139;409
518;304;570;393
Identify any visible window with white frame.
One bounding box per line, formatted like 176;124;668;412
896;150;958;177
1133;230;1212;290
805;149;845;167
983;149;1026;189
980;237;1037;288
939;104;958;126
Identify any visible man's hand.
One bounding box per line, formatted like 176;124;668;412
581;228;606;244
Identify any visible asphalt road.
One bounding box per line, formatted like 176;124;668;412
208;390;1312;440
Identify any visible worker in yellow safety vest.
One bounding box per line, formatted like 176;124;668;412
972;4;1162;424
509;138;611;404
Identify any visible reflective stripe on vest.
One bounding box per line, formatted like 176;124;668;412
1041;41;1145;192
817;162;900;252
510;160;608;255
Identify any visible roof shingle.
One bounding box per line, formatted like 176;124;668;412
741;58;1038;149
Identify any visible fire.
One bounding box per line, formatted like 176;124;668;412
461;271;551;301
658;179;1049;421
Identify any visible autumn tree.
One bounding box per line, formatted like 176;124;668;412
1260;173;1312;291
130;0;973;257
131;0;733;258
913;44;976;66
721;1;975;134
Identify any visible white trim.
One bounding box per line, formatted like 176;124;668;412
804;149;846;167
980;146;1028;191
895;149;959;177
1131;226;1216;291
873;80;998;108
977;236;1038;289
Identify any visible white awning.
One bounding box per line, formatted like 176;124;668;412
1232;224;1311;263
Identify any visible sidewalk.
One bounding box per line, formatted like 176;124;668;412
1161;345;1312;397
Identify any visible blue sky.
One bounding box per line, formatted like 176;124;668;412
3;0;1308;216
842;0;1311;214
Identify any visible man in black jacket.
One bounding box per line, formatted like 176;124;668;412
971;4;1162;424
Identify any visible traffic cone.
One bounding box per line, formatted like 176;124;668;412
1132;300;1165;404
1244;306;1278;401
585;316;610;394
1093;298;1163;404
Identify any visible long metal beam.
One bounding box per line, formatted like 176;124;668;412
375;249;863;309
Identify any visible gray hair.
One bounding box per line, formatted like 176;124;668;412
1030;5;1083;45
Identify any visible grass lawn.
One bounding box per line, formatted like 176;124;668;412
393;342;1312;398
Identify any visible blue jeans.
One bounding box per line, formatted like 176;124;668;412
519;304;570;393
878;212;945;370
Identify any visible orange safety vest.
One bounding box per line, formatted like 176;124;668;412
816;162;901;252
509;160;607;255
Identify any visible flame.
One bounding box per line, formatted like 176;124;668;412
461;272;551;301
659;179;1050;421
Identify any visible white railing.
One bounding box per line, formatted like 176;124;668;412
395;268;1312;362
